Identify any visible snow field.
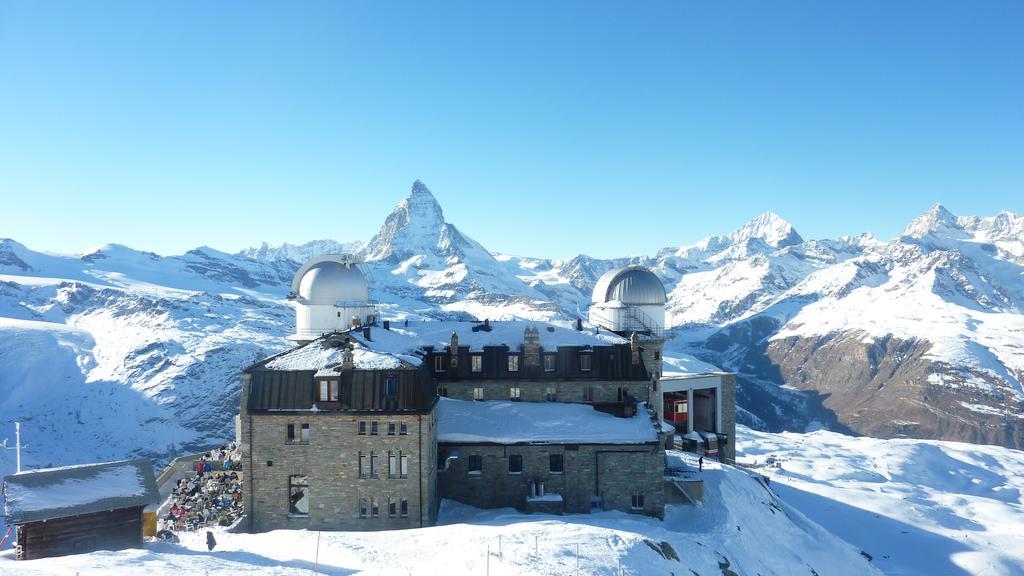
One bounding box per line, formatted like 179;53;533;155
737;425;1024;576
1;452;879;576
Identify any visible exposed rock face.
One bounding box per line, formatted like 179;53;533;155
0;239;32;271
766;333;1024;448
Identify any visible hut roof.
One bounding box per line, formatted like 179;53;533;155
3;458;159;524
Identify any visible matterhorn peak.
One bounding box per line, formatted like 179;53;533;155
411;179;432;195
402;179;445;222
730;212;803;248
362;180;453;262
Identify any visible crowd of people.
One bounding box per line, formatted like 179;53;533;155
159;443;244;533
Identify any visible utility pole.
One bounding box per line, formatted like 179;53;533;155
2;422;23;473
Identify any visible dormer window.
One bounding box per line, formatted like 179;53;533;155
434;355;447;372
543;354;556;372
385;374;398;397
579;353;592;372
507;354;520;372
318;380;339;402
471;355;483;373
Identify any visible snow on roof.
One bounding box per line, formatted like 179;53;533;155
661;352;724;376
262;320;624;373
353;320;627;356
264;339;407;371
437;398;659;445
3;459;159;524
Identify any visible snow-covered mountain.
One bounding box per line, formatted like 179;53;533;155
238;239;363;263
691;205;1024;448
2;180;1022;572
1;183;1022;494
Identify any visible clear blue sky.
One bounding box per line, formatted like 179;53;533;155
1;1;1021;259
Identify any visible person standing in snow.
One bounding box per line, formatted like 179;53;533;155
206;530;217;551
699;456;704;471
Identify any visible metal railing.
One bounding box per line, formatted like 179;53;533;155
622;306;666;340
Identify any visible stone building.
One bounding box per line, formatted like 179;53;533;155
240;335;438;532
436;399;666;516
238;255;736;532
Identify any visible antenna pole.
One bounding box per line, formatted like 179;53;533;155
15;422;21;473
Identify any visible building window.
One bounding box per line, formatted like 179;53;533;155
550;454;564;474
371;498;379;518
358;451;368;478
400;498;409;517
389;498;397;518
510;386;521;401
654;351;660;360
467;455;482;475
583;385;594;402
471;355;482;373
400;453;409;479
388;422;396;436
579;353;592;372
319;380;339;402
434;355;447;372
371;451;379;478
543;354;556;372
358;421;367;435
631;492;645;511
399;422;408;435
545;386;556;402
473;387;484;401
385;374;398;397
371;421;379;436
508;454;523;474
289;475;309;516
507;354;519;372
389;451;398;478
438;386;448;397
287;423;309;445
359;497;369;518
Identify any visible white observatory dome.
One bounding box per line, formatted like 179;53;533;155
297;261;369;305
591;266;666;306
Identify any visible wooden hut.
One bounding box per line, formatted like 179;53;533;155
2;459;159;560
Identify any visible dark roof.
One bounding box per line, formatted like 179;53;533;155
3;459;159;524
246;369;318;410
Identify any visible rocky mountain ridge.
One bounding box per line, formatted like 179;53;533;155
1;182;1021;478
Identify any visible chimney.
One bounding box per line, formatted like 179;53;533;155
575;318;583;331
449;331;459;368
342;344;354;369
383;320;391;331
363;326;372;341
524;326;541;367
630;332;640;365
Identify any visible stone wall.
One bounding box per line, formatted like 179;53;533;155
438;441;665;518
720;373;737;463
242;375;438;532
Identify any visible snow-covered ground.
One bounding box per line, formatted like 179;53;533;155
4;429;1024;574
0;449;878;576
737;425;1024;576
